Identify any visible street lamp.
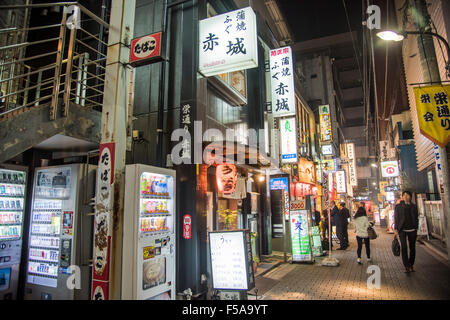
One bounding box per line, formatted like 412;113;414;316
371;163;378;168
376;29;450;77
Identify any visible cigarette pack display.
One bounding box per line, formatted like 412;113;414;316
25;164;96;300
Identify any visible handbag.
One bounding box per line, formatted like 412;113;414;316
367;226;378;239
392;237;401;256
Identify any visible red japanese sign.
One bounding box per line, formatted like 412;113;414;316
129;32;163;67
183;214;192;240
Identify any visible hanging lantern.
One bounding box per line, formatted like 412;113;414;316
216;163;237;194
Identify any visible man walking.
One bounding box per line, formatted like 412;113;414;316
394;191;419;273
337;202;350;249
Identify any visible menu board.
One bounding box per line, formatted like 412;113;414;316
289;210;313;262
209;230;252;290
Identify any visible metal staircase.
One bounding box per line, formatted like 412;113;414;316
0;2;110;162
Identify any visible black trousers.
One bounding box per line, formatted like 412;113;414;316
337;224;349;248
399;230;417;268
356;236;370;258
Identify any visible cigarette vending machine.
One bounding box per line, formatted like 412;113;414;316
24;164;96;300
0;165;27;300
122;164;176;300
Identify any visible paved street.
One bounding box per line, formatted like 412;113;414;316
252;228;450;300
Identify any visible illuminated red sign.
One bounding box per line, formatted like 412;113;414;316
129;32;163;67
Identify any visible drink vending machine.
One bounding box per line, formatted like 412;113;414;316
24;164;96;300
122;164;176;300
0;165;27;300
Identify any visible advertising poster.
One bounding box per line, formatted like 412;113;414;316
290;210;313;262
142;257;166;290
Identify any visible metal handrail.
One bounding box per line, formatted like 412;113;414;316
0;2;110;119
0;24;62;35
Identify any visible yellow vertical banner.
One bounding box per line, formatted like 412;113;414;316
413;85;450;147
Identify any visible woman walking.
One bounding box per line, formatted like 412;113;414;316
354;201;373;264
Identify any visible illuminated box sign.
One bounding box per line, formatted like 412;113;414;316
346;143;357;186
335;170;346;193
129;32;163;67
321;144;333;155
270;176;290;221
385;185;400;192
199;7;258;77
280;117;298;163
319;105;332;142
270;46;295;117
381;161;399;178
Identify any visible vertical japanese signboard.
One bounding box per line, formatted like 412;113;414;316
335;170;346;193
92;143;115;300
413;85;450;148
270;46;295;117
379;140;389;161
347;143;357;187
433;144;444;193
289;210;313;262
199;7;258;77
319;105;332;142
180;103;192;162
280;117;297;163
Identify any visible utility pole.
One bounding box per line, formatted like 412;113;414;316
91;0;135;299
411;0;450;260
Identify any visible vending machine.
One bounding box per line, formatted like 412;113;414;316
24;164;96;300
0;165;27;300
122;164;176;300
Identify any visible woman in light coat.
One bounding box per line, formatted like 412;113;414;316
354;201;373;264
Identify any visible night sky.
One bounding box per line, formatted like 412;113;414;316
277;0;363;42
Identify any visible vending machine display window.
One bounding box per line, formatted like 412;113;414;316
26;168;71;288
122;165;176;300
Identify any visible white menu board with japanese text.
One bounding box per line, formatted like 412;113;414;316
270;46;295;117
199;7;258;77
209;231;249;290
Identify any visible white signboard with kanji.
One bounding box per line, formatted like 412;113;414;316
270;46;295;117
347;143;357;186
280;117;297;163
199;7;258;77
336;170;346;193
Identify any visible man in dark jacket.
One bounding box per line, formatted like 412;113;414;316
394;191;419;273
330;201;339;227
336;202;350;249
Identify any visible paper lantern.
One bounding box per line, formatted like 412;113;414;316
216;163;237;194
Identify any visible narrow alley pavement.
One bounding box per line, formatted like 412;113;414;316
251;228;450;300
